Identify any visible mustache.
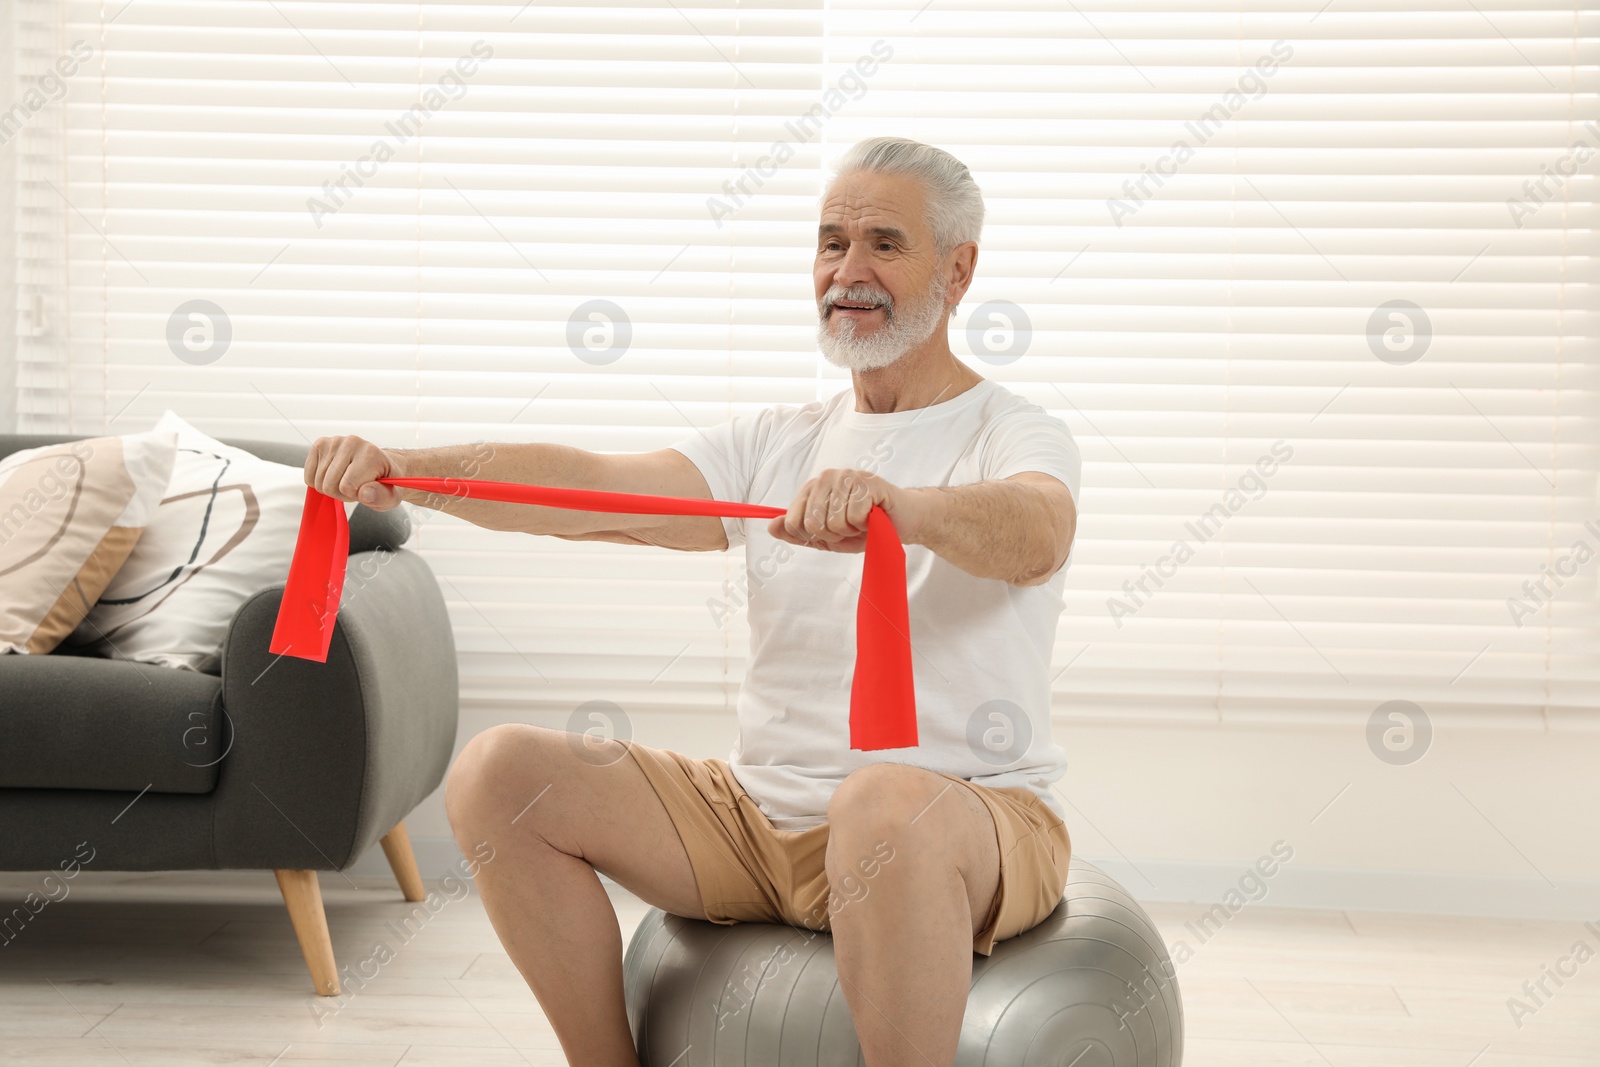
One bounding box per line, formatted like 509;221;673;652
822;285;895;318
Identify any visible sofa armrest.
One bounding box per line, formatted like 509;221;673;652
211;547;459;870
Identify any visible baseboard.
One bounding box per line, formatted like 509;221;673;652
1088;857;1600;924
359;834;1600;923
349;833;488;886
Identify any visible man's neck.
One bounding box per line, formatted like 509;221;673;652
850;339;984;414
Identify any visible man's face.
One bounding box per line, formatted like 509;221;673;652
814;170;951;371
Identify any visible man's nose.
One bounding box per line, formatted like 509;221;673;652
831;242;878;289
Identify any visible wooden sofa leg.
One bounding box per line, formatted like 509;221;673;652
274;869;341;996
380;821;426;903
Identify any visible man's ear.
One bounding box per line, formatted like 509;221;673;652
943;241;978;315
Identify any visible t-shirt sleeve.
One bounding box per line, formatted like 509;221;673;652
979;404;1083;507
667;408;774;549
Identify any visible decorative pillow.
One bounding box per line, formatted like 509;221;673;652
65;410;311;673
0;431;178;655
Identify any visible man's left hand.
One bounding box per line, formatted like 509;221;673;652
768;469;927;552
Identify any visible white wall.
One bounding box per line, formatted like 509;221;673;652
354;707;1600;922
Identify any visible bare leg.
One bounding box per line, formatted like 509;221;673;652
445;725;706;1067
824;764;1001;1067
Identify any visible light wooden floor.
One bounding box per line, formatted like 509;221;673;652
0;870;1595;1065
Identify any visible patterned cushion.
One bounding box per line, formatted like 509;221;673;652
64;411;311;674
0;431;177;655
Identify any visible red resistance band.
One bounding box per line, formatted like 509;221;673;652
269;477;919;751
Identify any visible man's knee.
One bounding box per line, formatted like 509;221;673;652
826;765;999;906
826;763;950;858
445;723;553;832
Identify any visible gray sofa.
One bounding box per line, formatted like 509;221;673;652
0;435;460;995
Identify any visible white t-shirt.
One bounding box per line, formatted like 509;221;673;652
670;377;1081;831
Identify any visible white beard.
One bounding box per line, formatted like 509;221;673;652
817;275;950;372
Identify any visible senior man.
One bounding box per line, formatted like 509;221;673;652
305;136;1080;1067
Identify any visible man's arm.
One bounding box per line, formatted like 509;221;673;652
304;436;729;552
767;468;1076;587
901;472;1077;586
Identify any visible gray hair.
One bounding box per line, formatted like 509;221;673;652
827;136;985;256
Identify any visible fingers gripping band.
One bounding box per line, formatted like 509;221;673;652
269;478;919;751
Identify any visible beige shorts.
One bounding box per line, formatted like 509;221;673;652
622;740;1071;956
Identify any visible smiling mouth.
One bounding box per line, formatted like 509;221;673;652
832;301;884;314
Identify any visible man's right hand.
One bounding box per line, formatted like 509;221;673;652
304;435;405;511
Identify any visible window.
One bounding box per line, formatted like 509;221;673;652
14;1;1597;726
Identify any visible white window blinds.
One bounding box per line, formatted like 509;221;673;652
12;2;1598;728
